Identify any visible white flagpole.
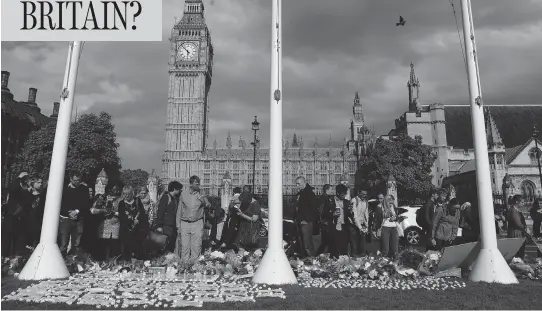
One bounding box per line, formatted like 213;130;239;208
253;0;297;285
459;0;517;283
18;41;84;280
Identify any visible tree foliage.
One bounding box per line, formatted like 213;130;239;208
120;169;150;189
14;112;122;185
356;134;436;205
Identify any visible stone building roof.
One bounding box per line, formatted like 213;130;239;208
444;105;542;149
1;71;51;127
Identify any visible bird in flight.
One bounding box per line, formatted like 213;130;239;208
396;16;406;26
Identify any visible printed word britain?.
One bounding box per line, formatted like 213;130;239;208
20;0;142;31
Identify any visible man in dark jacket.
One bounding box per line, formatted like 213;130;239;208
155;181;183;253
420;188;437;250
59;171;90;256
424;188;447;250
295;176;317;258
2;172;33;256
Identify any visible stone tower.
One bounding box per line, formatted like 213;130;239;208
162;0;214;184
349;92;371;153
430;103;449;186
485;108;507;193
352;92;365;138
147;169;159;204
407;63;420;112
95;168;108;195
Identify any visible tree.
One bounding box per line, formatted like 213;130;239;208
120;169;150;189
13;112;122;186
356;134;436;205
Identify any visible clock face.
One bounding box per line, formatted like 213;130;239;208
177;42;198;61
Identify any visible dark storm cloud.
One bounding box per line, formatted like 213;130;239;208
2;0;542;172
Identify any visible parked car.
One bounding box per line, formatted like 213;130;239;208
396;205;462;246
396;206;424;246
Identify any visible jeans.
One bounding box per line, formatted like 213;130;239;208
329;225;348;258
58;217;84;256
180;219;204;264
347;225;367;256
299;222;315;258
316;224;330;255
380;226;399;258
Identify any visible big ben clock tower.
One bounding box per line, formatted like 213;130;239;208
162;0;214;184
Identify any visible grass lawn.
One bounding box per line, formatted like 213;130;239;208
2;276;541;310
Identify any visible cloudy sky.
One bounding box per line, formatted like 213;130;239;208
2;0;542;173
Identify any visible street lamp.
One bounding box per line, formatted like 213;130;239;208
533;125;542;196
250;116;260;194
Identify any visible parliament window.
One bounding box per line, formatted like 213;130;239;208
349;162;356;172
204;174;210;185
233;161;239;170
204;161;210;170
219;161;225;170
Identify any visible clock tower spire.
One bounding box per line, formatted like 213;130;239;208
162;0;214;184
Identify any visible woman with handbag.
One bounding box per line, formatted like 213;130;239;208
90;186;122;261
233;193;262;251
118;186;149;260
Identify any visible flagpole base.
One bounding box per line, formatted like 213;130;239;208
469;248;518;284
18;243;70;281
252;247;297;285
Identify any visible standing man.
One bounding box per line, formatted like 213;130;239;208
316;184;333;255
417;188;438;250
58;171;90;256
177;175;210;264
295;176;317;258
349;189;370;256
425;188;447;250
155;181;183;253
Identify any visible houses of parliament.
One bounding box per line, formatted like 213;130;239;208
161;0;373;196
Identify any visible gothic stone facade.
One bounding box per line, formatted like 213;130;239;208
389;63;542;202
162;1;372;196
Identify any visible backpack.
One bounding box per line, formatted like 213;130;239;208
416;205;426;229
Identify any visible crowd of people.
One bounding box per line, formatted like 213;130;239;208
2;170;541;265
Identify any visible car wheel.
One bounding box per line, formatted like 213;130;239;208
404;228;423;245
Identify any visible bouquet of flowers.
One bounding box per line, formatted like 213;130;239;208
398;247;426;269
417;251;442;276
2;256;25;276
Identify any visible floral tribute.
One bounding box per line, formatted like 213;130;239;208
509;257;542;280
288;249;467;290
